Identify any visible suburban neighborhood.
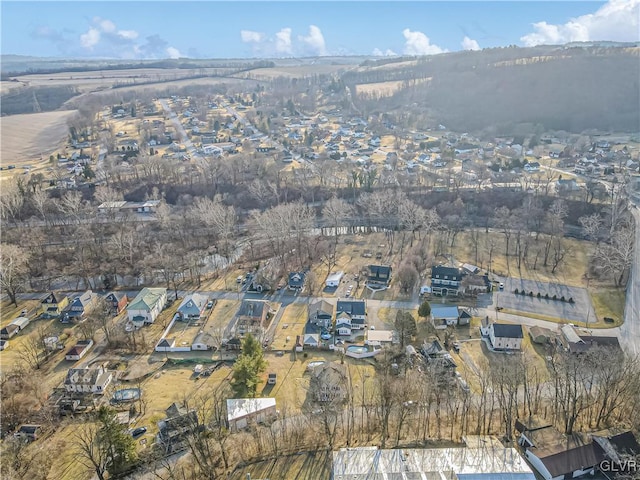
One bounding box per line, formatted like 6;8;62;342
1;19;639;480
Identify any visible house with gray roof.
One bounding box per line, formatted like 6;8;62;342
176;293;208;321
481;317;523;351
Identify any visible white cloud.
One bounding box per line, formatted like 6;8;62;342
118;30;138;40
99;19;116;33
372;47;397;56
461;36;480;51
275;28;292;54
240;30;264;43
299;25;327;55
521;0;640;46
402;28;445;55
166;47;182;59
80;27;100;49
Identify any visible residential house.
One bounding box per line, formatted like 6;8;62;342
40;292;69;318
0;317;30;339
14;425;41;442
529;326;555;345
308;300;334;329
367;265;392;287
303;333;320;347
176;293;208;321
236;299;270;335
127;288;167;326
226;398;277;432
288;272;306;291
593;431;640;479
62;290;99;322
64;365;113;394
558;324;621;353
481;318;524;351
336;300;366;330
65;339;94;361
157;403;199;453
155;338;176;352
516;418;604;480
431;266;464;296
310;362;348;403
524;162;541;172
105;292;128;314
335;312;353;336
430;305;460;329
326;271;344;288
458;309;472;326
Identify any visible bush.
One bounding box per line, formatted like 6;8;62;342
537;292;541;298
303;352;308;358
529;291;534;297
553;295;557;300
514;288;519;294
561;296;566;302
545;293;549;299
568;297;574;304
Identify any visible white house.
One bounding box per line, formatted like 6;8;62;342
303;333;320;347
64;365;112;394
336;312;352;336
431;305;460;329
326;271;344;288
191;332;216;351
336;300;366;330
226;398;277;432
127;288;167;326
481;318;523;351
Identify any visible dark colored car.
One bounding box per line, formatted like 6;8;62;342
131;427;147;438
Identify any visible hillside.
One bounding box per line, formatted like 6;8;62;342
347;44;640;133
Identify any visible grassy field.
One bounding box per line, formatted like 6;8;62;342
355;77;431;98
590;288;626;326
229;450;332;480
271;304;307;351
0;110;76;169
450;232;592;288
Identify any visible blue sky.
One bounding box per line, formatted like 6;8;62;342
1;1;639;59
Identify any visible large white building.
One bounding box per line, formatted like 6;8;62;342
332;436;535;479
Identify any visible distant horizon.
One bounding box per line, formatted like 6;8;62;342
1;1;639;60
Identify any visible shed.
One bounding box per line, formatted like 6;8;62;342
226;398;276;431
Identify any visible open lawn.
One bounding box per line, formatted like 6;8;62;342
590;288;626;327
207;299;241;331
0;110;77;169
230;450;332;480
271;303;307;351
451;231;591;288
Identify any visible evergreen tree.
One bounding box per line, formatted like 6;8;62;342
231;334;267;397
418;300;431;318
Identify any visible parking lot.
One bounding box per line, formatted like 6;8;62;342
495;277;596;323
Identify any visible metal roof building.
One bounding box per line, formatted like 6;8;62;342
332;439;536;480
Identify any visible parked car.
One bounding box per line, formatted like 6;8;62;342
236;275;243;283
604;317;615;323
206;300;214;309
499;282;504;290
321;331;332;340
131;427;147;438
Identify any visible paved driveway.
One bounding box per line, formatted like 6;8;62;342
494;277;596;324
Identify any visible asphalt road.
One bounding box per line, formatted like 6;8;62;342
620;203;640;356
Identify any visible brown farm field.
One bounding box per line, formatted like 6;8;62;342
0;110;76;170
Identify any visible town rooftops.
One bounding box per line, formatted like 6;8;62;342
534;436;603;478
309;300;334;318
326;271;344;283
493;323;524;339
226;398;276;422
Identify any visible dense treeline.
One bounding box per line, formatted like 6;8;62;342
350;47;640;133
